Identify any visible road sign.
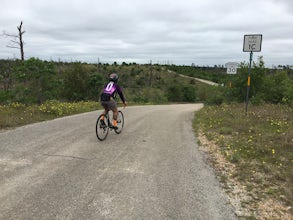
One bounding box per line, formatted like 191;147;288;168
225;62;238;74
243;34;262;52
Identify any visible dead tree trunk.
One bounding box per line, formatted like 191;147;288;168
3;21;25;61
17;21;25;61
149;60;153;87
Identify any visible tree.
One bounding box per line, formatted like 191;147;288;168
231;57;266;102
2;21;25;60
13;58;57;103
62;63;90;101
182;85;196;102
0;60;13;91
167;85;183;102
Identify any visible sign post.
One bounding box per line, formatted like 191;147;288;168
225;62;238;102
243;34;262;114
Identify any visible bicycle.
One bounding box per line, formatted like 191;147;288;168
96;109;124;141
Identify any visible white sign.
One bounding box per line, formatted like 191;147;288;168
243;34;262;52
225;62;238;74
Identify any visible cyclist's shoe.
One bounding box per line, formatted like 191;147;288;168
100;120;106;128
111;120;118;130
109;124;118;130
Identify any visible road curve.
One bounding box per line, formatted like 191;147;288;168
0;104;236;220
177;73;220;86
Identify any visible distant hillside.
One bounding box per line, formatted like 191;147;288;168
0;58;292;105
0;58;216;105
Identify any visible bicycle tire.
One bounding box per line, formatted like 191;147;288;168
96;114;109;141
114;111;124;134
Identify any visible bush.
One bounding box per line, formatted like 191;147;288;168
182;85;196;102
207;94;224;105
262;71;293;104
167;85;183;102
0;91;10;103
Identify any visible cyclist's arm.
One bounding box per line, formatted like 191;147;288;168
116;85;126;105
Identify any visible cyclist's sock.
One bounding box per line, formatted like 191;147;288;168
113;120;117;127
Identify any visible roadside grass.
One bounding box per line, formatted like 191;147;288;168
0;100;102;130
194;103;293;218
0;100;146;130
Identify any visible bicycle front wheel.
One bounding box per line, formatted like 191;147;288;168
114;111;124;134
96;114;109;141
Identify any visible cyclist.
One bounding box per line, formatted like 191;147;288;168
100;73;127;129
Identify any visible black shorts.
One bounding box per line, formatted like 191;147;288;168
101;99;117;111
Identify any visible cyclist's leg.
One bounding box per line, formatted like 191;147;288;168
103;109;109;115
108;100;118;127
101;102;109;120
112;108;118;126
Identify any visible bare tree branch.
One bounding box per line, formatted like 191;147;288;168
2;31;18;38
10;40;20;44
7;45;20;49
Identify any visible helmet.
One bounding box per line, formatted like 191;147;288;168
109;73;119;82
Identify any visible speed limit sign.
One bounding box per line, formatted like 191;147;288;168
226;62;238;74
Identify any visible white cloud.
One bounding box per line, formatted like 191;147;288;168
0;0;292;66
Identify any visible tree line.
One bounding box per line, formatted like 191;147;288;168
0;58;199;104
0;57;292;106
170;57;293;105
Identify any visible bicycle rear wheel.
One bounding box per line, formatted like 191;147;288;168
114;111;124;134
96;114;109;141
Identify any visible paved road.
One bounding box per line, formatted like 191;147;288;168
177;74;220;86
0;104;236;220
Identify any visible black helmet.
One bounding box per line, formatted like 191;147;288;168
109;73;119;82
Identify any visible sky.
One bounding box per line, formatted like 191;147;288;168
0;0;293;67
